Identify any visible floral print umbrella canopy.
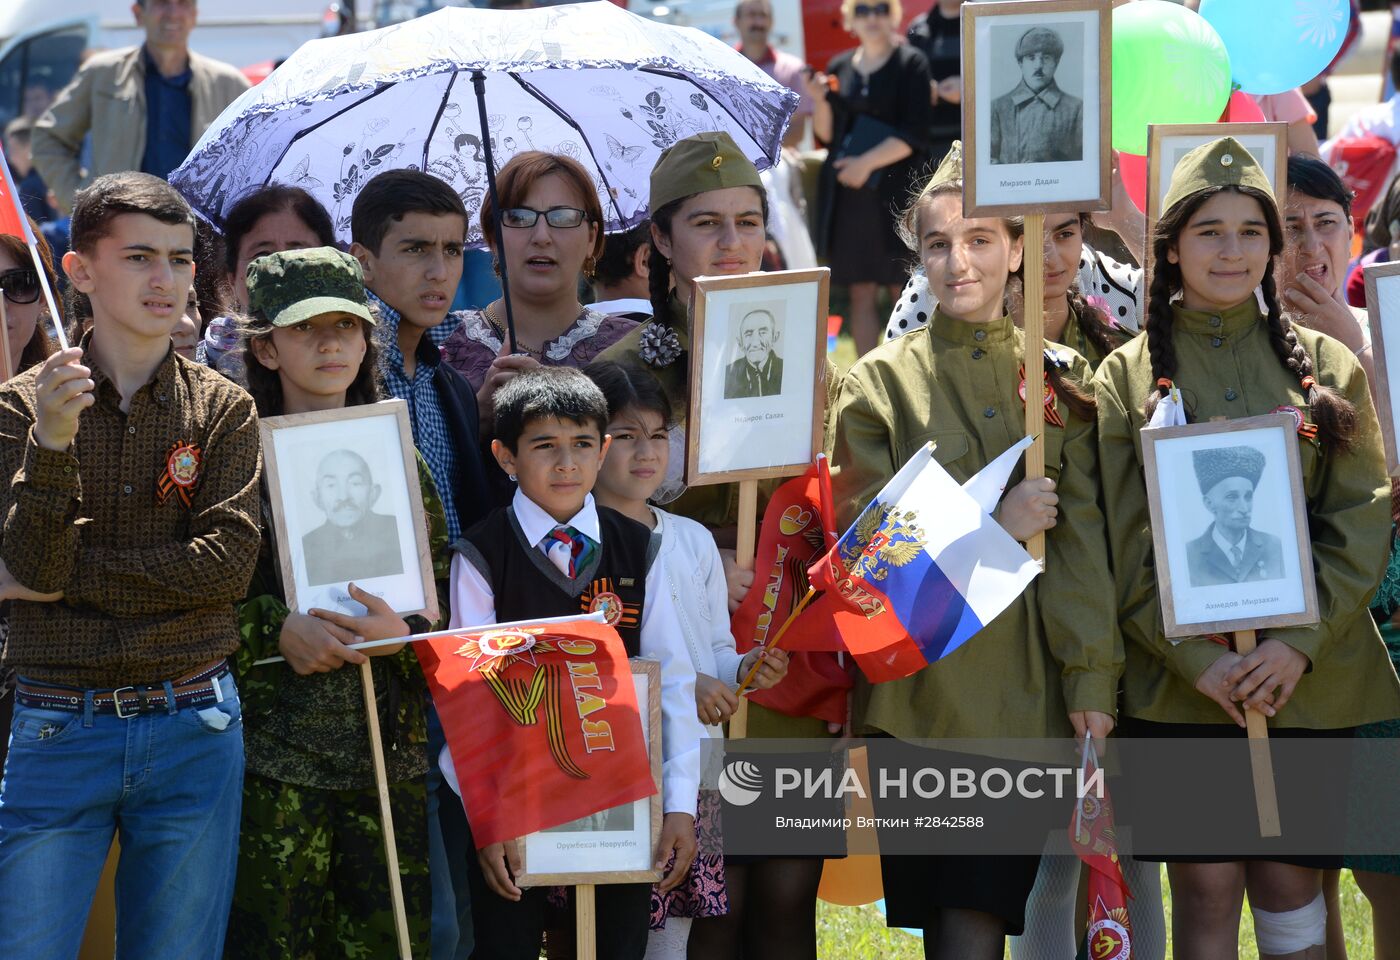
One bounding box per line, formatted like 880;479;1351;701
171;1;798;245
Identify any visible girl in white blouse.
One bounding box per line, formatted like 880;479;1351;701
584;360;788;960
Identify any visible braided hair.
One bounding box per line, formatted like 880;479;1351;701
900;181;1097;421
1065;215;1131;360
1143;185;1357;449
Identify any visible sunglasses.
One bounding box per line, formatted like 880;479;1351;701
501;206;588;229
0;268;40;306
853;3;891;17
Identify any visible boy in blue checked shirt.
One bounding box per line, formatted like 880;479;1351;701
350;168;494;960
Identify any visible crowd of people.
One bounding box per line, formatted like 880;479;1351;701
1;1;1400;960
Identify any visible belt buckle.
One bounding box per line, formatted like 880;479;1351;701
111;686;139;719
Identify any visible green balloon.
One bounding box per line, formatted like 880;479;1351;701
1112;0;1232;156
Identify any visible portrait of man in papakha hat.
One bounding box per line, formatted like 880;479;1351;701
1184;444;1286;587
989;25;1084;165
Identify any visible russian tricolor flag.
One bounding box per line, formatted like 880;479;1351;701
800;439;1041;683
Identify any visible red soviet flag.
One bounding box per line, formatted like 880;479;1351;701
417;619;656;849
1070;739;1133;960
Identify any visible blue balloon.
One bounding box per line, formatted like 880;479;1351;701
1200;0;1351;95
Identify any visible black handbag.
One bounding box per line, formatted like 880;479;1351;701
834;114;901;190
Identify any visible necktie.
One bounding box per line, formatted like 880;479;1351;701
1230;545;1243;569
546;525;595;578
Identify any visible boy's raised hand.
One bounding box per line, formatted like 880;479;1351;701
478;839;524;901
654;812;697;893
309;583;410;656
33;348;95;452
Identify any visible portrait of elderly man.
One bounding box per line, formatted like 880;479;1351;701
989;25;1084;165
724;307;785;399
1185;445;1285;588
302;448;405;586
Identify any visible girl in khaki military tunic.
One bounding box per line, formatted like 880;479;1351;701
829;142;1121;960
1093;137;1400;959
598;131;838;960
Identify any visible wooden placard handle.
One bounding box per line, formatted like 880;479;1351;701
576;883;597;960
1232;629;1282;838
729;479;760;739
359;660;413;959
1023;213;1046;564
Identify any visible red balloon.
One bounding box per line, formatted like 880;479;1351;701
1220;89;1265;123
1118;151;1146;214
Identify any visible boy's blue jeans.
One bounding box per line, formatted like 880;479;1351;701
0;670;244;960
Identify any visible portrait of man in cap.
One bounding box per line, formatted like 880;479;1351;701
990;25;1084;165
302;448;405;586
724;306;785;399
1184;444;1285;587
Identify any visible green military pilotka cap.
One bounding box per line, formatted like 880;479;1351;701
1162;136;1275;216
925;140;963;191
649;131;764;213
245;247;376;328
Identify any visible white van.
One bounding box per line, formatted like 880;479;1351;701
0;0;343;131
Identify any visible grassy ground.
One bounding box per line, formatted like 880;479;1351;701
813;865;1379;958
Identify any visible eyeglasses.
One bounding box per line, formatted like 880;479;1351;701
0;268;40;306
501;207;588;229
853;3;891;18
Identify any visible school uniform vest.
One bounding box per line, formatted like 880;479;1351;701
456;505;651;656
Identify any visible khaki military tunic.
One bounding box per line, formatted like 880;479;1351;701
829;309;1122;740
1092;301;1400;728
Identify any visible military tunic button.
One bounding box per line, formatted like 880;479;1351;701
1211;337;1223;348
983;407;996;419
1225;388;1237;401
1209;316;1222;327
974;329;987;341
972;348;984;359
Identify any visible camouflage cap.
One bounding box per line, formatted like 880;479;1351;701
245;247;374;328
1193;444;1266;495
1162;136;1275;218
650;131;763;213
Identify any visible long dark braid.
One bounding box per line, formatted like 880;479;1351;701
1260;267;1358;450
647;197;682;328
1144;184;1358;448
1141;254;1181;423
1066;280;1125;359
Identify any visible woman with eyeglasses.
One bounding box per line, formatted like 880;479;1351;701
805;0;935;356
0;223;60;378
440;151;639;433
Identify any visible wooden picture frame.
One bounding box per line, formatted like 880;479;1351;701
1141;413;1319;638
1146;122;1288;229
259;399;439;621
961;0;1111;217
684;268;829;486
1364;260;1400;475
516;659;663;887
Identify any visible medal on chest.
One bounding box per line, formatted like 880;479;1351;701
156;440;202;506
579;577;641;631
1018;365;1065;428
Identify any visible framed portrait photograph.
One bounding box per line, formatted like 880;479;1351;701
1141;414;1319;638
259;399;438;621
1364;260;1400;475
516;659;662;887
1146;122;1288;227
685;268;829;485
961;0;1111;217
